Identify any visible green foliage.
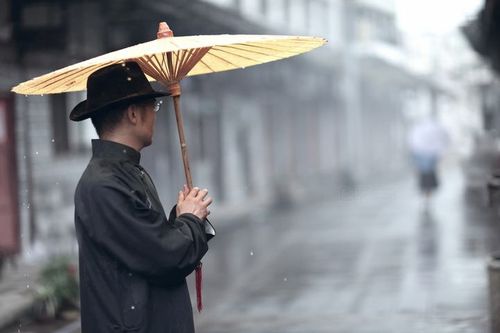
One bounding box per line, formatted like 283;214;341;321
34;256;78;319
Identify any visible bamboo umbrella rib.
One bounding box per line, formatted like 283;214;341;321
208;47;274;65
153;53;173;80
16;65;87;94
142;55;170;81
19;63;108;94
197;58;216;73
217;44;290;58
243;39;322;51
175;50;187;77
235;42;315;54
204;50;256;69
42;63;115;93
180;48;211;78
177;49;194;78
137;58;167;83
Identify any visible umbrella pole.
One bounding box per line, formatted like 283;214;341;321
172;93;194;190
156;23;194;190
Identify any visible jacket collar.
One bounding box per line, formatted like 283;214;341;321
91;139;141;164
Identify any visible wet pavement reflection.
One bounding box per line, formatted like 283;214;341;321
194;168;494;332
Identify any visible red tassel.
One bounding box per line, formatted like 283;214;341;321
195;262;203;312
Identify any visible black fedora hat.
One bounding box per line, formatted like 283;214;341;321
69;61;169;121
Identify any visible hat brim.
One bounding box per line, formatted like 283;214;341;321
69;91;169;122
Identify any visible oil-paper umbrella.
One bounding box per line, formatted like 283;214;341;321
12;22;327;310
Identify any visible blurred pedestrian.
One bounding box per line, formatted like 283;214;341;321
70;62;215;333
408;115;449;206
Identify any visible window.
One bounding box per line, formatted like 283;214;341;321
0;0;10;42
50;94;69;155
51;92;93;156
22;3;63;29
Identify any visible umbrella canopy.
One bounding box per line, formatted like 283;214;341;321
12;32;326;95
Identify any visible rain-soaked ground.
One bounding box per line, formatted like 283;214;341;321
193;167;498;333
3;166;498;333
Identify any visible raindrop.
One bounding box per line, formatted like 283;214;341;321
283;277;288;282
249;251;254;256
24;95;27;98
26;284;30;289
122;149;127;154
55;182;59;185
35;151;39;155
40;94;44;97
51;138;55;143
23;155;26;159
127;77;132;81
131;305;135;310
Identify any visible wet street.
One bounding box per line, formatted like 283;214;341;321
4;167;496;333
193;168;499;333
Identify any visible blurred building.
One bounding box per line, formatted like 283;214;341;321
0;0;440;261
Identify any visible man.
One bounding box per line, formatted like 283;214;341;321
407;114;449;206
71;62;215;333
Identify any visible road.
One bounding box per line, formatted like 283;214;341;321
194;168;495;333
5;167;495;333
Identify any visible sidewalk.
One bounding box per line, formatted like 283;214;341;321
0;261;39;331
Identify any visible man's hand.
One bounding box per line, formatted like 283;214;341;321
176;185;213;220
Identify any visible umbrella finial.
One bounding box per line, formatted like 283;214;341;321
157;22;174;38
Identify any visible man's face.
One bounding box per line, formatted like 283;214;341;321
135;99;159;147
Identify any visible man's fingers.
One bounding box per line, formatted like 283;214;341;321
198;188;209;200
187;187;200;198
177;190;185;202
203;196;213;207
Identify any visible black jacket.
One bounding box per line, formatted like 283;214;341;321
74;139;213;333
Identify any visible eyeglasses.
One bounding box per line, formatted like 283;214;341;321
153;100;163;113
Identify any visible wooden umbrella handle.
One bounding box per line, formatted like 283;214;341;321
172;94;193;189
156;22;193;190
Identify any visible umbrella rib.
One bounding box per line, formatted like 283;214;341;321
221;43;299;56
153;53;171;81
31;62;116;94
180;48;211;78
234;41;317;53
176;49;191;79
143;55;169;81
209;47;267;63
137;59;160;81
21;66;93;93
204;50;252;69
197;58;216;73
215;45;286;57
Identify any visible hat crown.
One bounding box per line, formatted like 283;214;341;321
69;61;169;121
86;62;152;110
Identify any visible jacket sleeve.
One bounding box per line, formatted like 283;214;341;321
80;180;209;285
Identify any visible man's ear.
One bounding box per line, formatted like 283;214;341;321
126;105;139;125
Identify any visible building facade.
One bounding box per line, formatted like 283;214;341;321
0;0;438;261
